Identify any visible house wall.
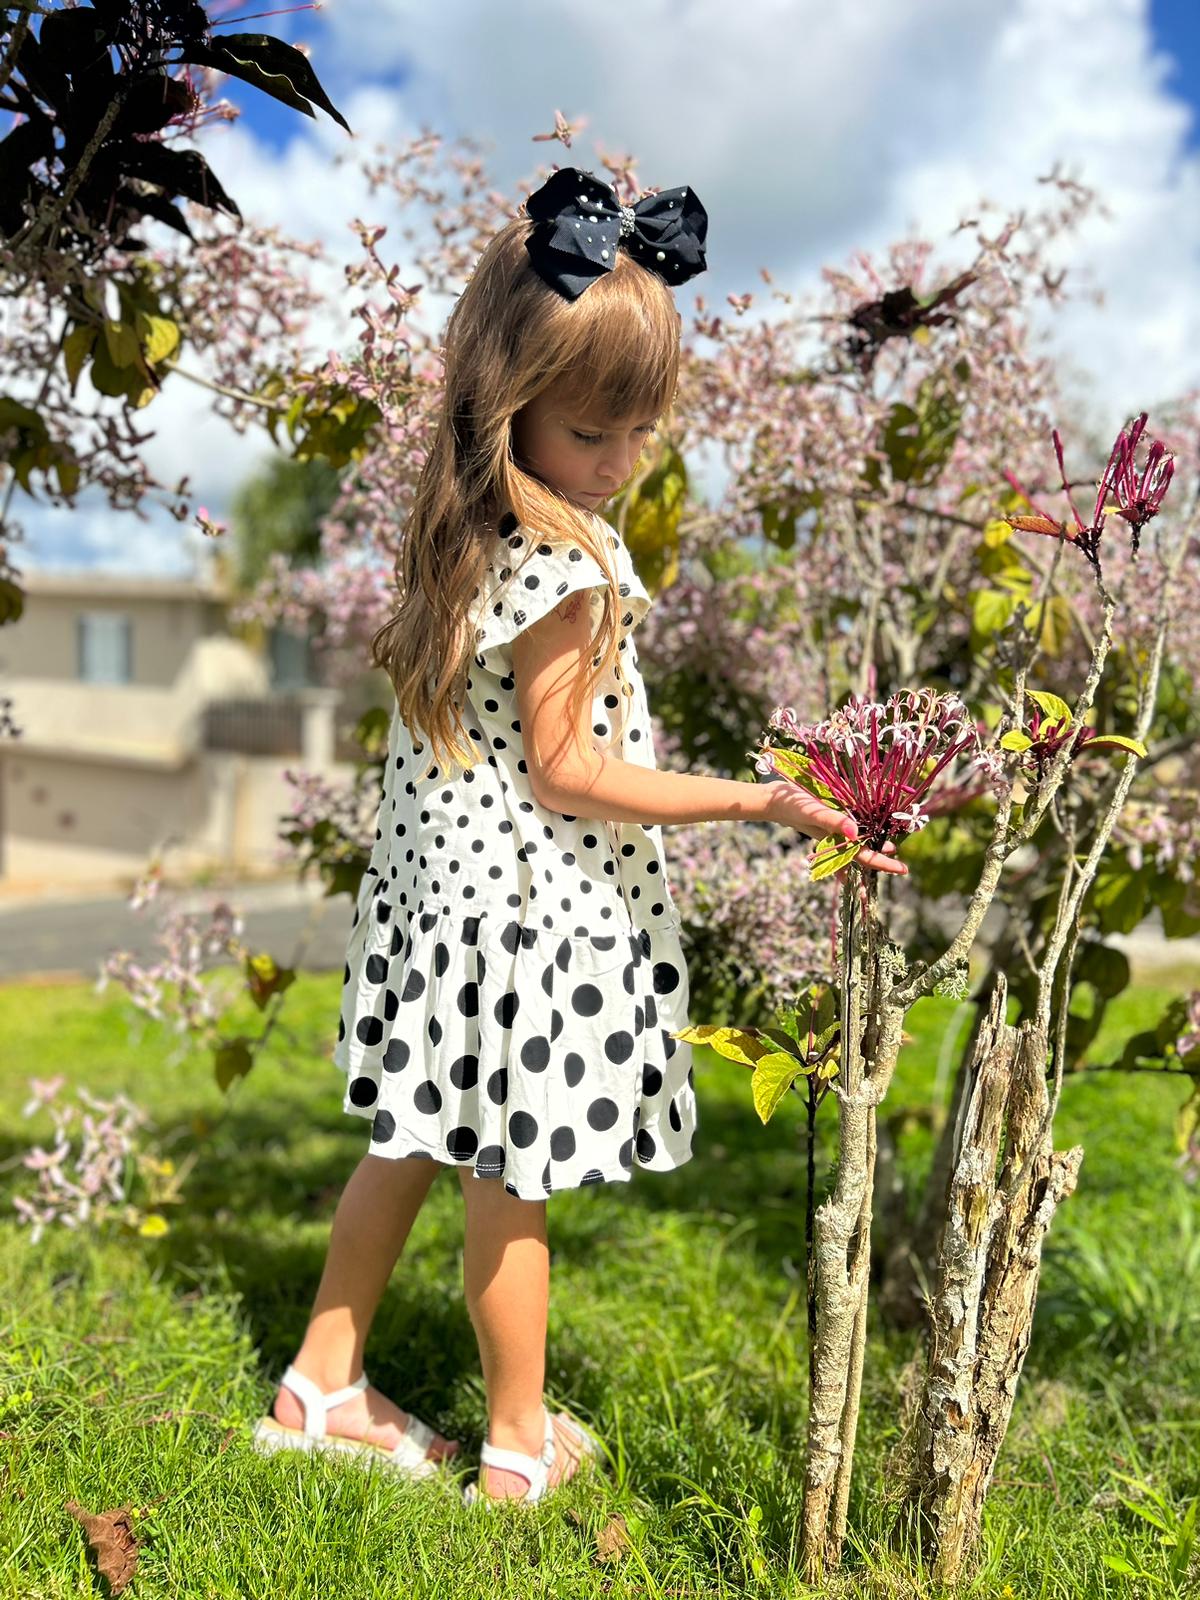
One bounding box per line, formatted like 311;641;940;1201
0;574;377;893
0;747;364;889
0;588;226;686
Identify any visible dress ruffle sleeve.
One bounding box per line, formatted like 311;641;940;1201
471;517;652;677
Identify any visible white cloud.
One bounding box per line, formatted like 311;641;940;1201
15;0;1199;570
16;491;207;578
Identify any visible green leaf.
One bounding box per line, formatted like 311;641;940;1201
54;456;80;498
760;746;810;782
122;142;242;220
972;588;1016;638
62;324;96;390
88;336;141;399
135;311;181;367
751;1049;806;1123
672;1024;779;1069
1154;995;1191;1052
977;538;1030;580
809;837;862;882
1025;595;1072;657
1159;878;1200;939
1075;941;1130;1001
982;517;1013;548
1119;1028;1166;1072
1084;733;1147;759
0;397;47;438
623;438;687;590
817;1047;841;1081
1176;1088;1200;1158
180;33;351;131
103;318;141;370
213;1036;254;1092
877;379;963;487
1091;864;1148;935
1026;689;1073;728
0;575;24;627
999;730;1033;752
810;1021;841;1058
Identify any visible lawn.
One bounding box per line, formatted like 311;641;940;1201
1;960;1198;1598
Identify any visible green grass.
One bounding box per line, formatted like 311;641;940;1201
0;966;1198;1598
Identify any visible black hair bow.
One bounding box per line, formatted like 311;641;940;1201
523;166;708;302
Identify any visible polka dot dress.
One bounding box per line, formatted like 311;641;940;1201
332;510;697;1200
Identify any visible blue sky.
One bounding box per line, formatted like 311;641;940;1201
221;1;1200;156
1150;0;1200;147
17;0;1200;574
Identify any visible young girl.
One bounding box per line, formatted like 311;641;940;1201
252;165;906;1505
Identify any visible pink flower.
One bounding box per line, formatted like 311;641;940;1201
1003;411;1174;569
1107;411;1174;554
754;687;986;856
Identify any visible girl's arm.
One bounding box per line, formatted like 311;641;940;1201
512;590;906;874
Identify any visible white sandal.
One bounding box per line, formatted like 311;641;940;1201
463;1406;603;1506
251;1364;451;1481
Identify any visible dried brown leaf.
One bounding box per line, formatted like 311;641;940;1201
65;1500;140;1595
594;1512;630;1563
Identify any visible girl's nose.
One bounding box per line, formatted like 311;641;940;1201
600;445;638;484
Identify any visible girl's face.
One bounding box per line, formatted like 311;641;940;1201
511;380;661;511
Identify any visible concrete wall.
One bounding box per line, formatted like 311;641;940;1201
0;573;375;893
0;580;227;687
0;740;362;890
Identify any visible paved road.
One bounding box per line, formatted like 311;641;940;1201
0;877;1196;986
0;878;354;982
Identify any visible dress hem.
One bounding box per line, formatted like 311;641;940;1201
345;1102;695;1199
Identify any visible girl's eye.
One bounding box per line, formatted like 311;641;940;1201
572;426;658;446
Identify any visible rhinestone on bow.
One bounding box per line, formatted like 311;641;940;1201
617;204;637;240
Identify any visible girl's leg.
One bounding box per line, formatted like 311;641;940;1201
457;1169;587;1497
272;1151;459;1460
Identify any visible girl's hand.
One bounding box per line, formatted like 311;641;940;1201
763;780;908;879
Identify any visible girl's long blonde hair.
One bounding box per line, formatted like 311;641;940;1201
369;210;682;777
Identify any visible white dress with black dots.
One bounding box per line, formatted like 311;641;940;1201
331;511;697;1200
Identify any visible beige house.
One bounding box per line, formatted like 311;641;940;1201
0;567;384;894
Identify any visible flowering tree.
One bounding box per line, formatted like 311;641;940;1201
680;409;1189;1582
0;0;349;655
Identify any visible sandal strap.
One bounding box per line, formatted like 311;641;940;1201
385;1411;436;1468
478;1409;555;1501
279;1364;369;1440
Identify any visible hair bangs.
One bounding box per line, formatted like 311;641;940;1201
551;265;679;426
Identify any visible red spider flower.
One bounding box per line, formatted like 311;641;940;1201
1002;411;1174;570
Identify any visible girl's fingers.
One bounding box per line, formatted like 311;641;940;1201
806;804;854;838
860;846;907;874
778;782;857;839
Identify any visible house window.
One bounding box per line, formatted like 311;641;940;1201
77;612;132;684
269;626;316;689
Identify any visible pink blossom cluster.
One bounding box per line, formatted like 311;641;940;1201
665;817;835;1009
12;1079;151;1243
638;568;824;723
754;689;995;850
96;860;247;1037
1113;791;1200;885
275;763;385;868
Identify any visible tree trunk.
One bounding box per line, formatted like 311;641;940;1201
876;993;988;1329
797;875;907;1580
889;972;1083;1584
